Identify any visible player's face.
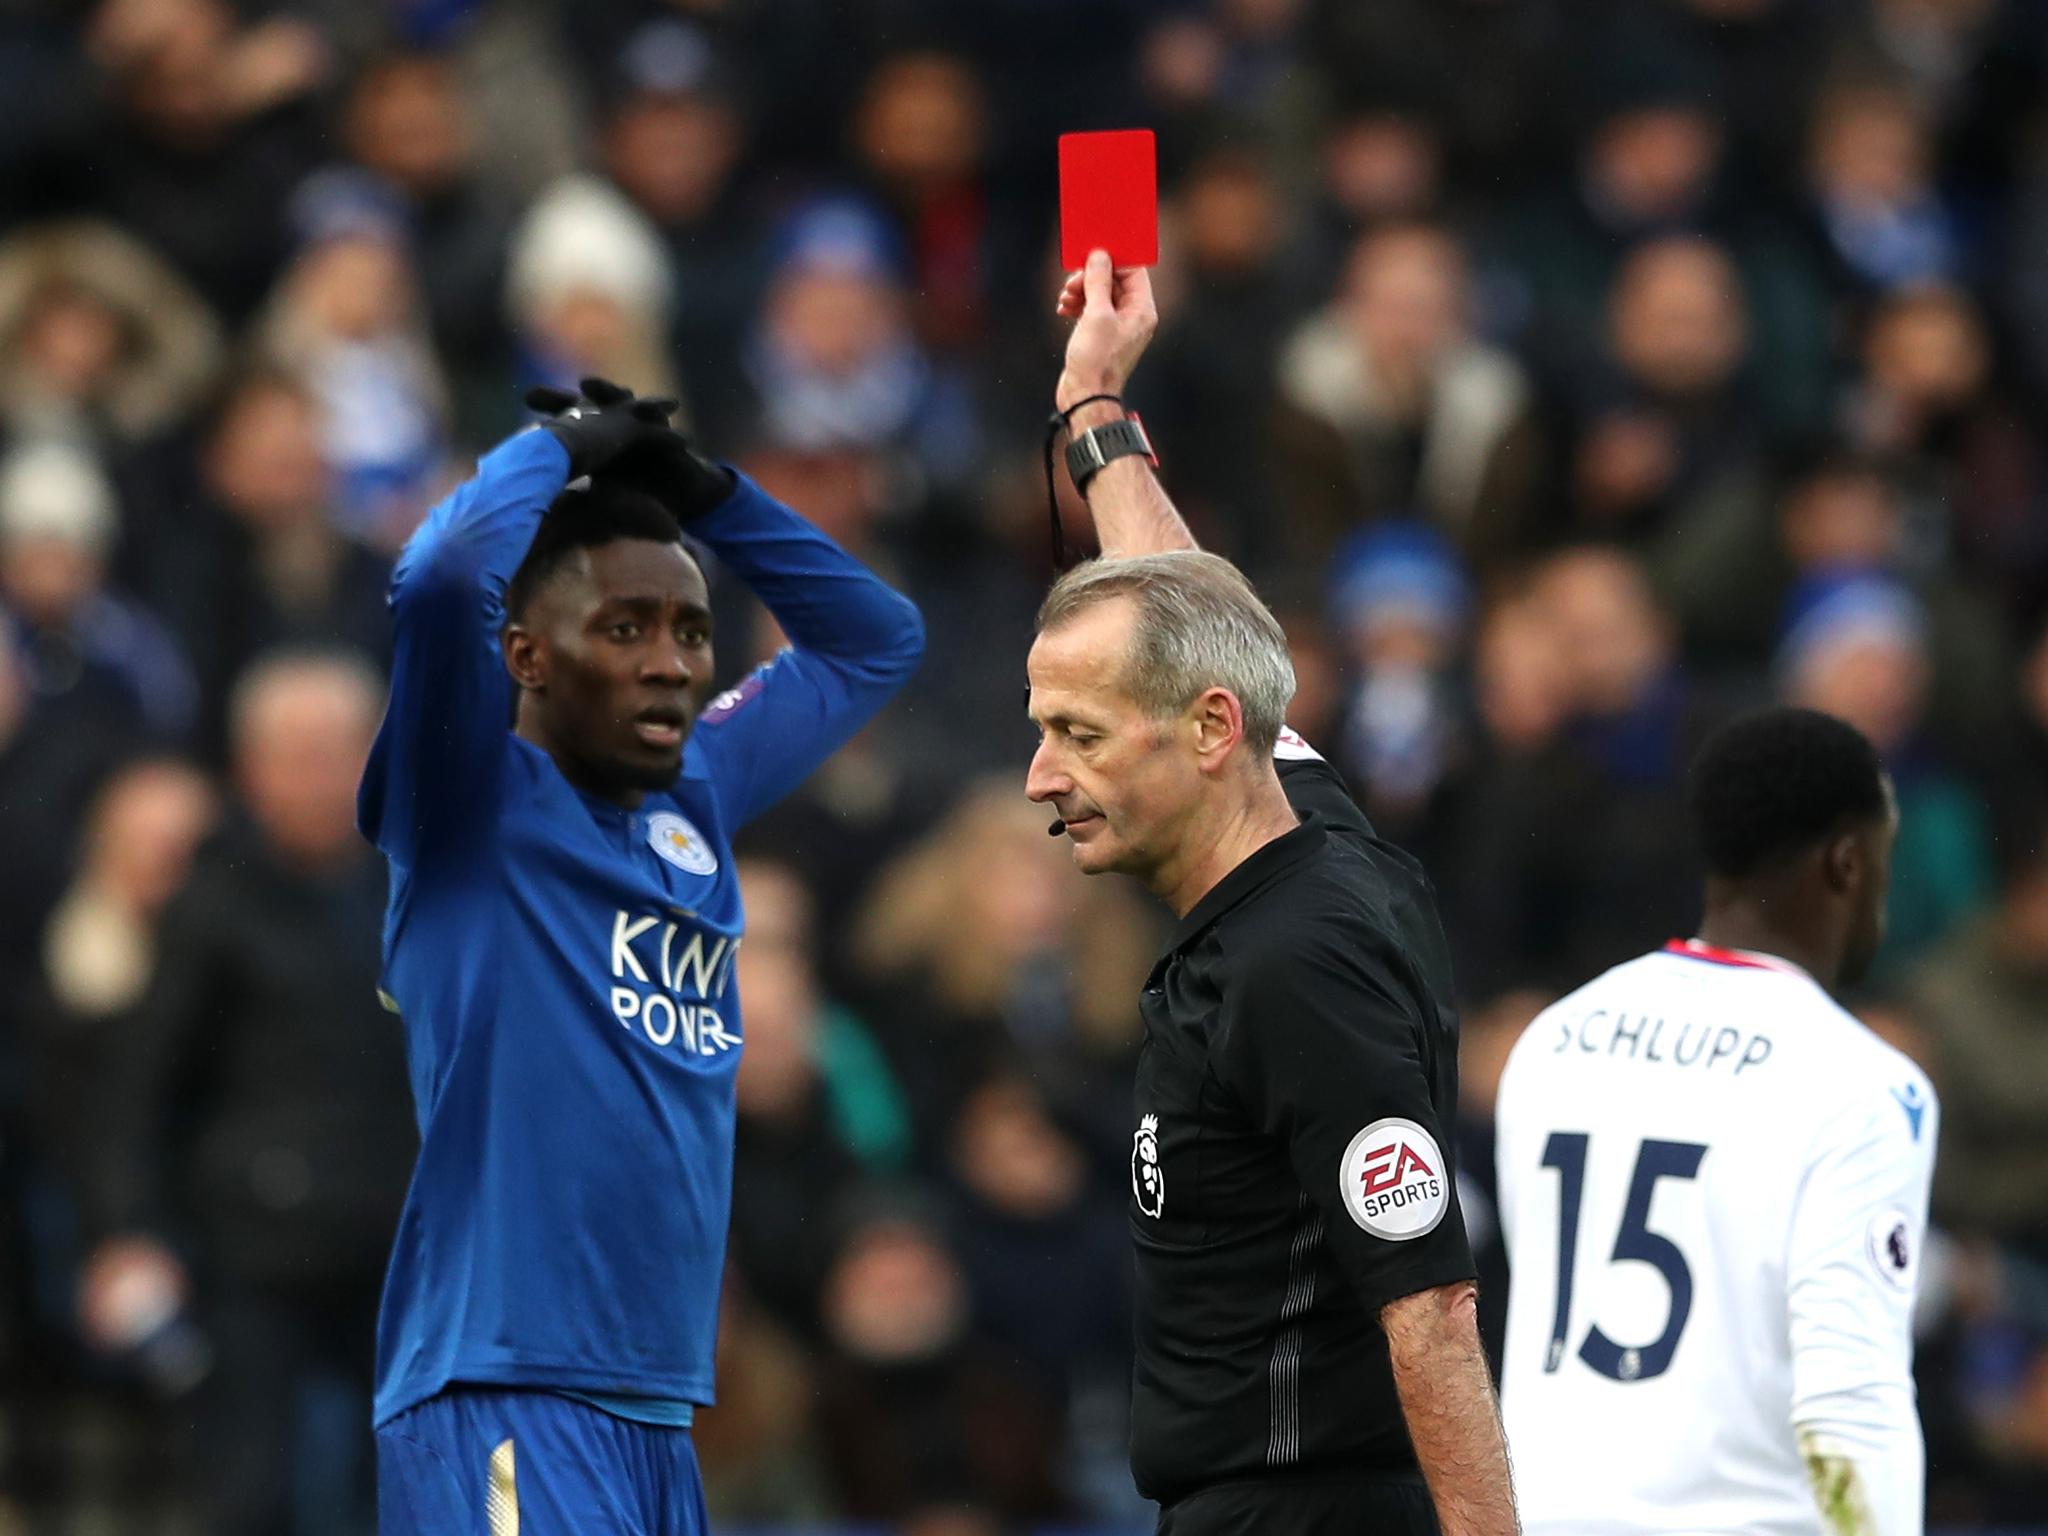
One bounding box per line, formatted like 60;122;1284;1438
511;539;714;801
1838;781;1900;988
1025;598;1206;883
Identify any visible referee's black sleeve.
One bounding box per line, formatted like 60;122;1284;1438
1212;922;1477;1316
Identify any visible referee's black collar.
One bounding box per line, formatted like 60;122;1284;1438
1165;814;1327;958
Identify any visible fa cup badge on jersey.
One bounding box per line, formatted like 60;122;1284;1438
1132;1114;1166;1218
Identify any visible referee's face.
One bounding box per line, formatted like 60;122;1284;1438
1026;598;1200;884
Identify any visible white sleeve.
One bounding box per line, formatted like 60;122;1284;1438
1786;1067;1939;1536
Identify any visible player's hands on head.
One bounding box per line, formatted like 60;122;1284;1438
526;376;736;520
525;376;681;479
1055;248;1158;414
602;430;736;523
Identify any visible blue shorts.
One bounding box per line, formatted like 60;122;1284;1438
377;1387;709;1535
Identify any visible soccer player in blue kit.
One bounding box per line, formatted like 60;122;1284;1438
358;379;923;1532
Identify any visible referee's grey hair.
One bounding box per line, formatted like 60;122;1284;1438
1037;552;1295;756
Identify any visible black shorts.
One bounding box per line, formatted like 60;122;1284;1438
1155;1471;1437;1536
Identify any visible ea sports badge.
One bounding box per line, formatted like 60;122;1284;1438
1341;1117;1449;1240
647;811;718;876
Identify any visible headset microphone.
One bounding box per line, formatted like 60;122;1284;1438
1048;819;1066;836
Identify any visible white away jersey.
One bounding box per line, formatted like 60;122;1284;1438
1496;942;1938;1536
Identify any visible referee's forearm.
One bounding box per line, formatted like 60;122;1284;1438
1066;397;1197;558
1382;1282;1521;1536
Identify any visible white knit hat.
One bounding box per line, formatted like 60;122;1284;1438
0;439;118;554
505;175;674;326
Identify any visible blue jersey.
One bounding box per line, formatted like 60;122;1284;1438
357;429;923;1426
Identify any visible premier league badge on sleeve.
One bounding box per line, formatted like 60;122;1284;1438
1866;1208;1915;1291
1132;1114;1166;1218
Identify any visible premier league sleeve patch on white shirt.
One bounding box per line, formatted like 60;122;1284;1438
1341;1118;1449;1239
1866;1208;1916;1292
648;811;718;875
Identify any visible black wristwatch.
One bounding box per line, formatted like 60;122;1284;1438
1065;414;1158;494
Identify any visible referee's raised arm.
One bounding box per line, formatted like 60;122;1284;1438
1052;250;1195;558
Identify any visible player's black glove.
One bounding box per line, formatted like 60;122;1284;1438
524;377;681;479
601;431;736;522
525;378;737;519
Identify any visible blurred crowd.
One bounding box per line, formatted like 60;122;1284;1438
4;0;2048;1531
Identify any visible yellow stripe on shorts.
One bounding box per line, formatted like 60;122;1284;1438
487;1438;519;1535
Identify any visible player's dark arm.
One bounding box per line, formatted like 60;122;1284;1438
358;428;572;863
690;474;925;692
1054;250;1196;558
1382;1281;1521;1536
678;472;924;826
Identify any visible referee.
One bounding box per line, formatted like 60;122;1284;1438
1027;253;1519;1535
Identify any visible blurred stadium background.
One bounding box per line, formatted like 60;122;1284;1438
3;0;2048;1531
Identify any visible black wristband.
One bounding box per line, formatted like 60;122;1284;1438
1065;415;1157;493
1058;392;1126;426
1039;394;1140;572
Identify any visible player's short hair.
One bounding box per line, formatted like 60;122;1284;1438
1037;551;1295;757
1689;706;1890;879
505;480;686;621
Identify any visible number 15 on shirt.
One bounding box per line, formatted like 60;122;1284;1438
1535;1132;1708;1384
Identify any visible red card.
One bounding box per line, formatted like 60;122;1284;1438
1059;129;1158;271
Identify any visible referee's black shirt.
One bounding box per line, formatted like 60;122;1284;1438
1127;743;1475;1506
